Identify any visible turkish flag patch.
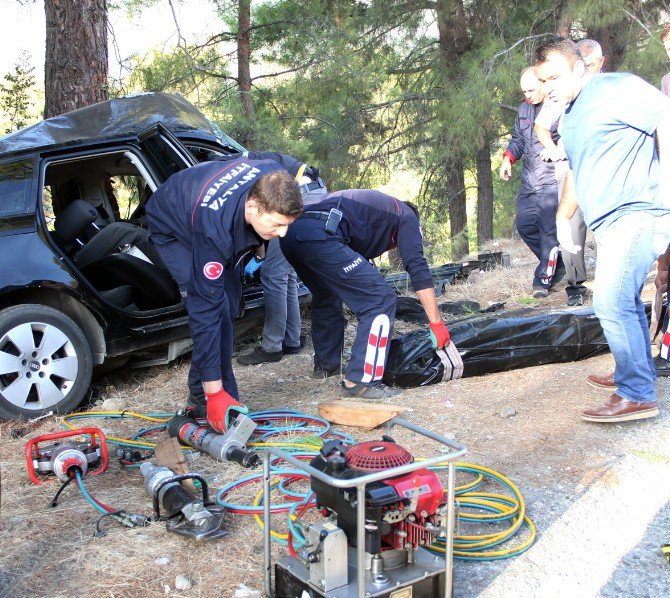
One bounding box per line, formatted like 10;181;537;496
203;261;223;280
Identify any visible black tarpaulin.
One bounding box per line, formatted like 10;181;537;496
0;92;243;157
383;305;612;387
449;305;609;377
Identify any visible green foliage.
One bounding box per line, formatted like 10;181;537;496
130;47;225;95
0;57;37;134
109;0;670;256
618;20;669;83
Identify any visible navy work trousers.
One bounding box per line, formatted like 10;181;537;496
149;235;240;400
515;185;561;289
280;218;397;384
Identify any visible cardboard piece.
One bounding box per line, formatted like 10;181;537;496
318;400;407;430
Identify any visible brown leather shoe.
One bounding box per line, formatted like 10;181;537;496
586;371;616;390
582;393;659;423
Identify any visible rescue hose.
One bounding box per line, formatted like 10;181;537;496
57;409;535;559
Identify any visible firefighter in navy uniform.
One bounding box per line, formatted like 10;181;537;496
145;159;303;432
280;189;454;398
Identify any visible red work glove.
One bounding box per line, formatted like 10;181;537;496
206;388;249;433
429;321;451;350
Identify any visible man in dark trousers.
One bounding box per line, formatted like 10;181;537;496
500;66;564;298
145;159;303;432
280;189;457;398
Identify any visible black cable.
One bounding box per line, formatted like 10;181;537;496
94;510;125;537
50;476;73;508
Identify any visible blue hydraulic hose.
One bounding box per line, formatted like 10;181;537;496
74;471;108;514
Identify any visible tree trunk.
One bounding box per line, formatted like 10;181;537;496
435;0;469;258
446;160;469;259
237;0;255;146
587;25;628;72
555;1;573;37
475;135;494;248
435;0;468;57
44;0;108;119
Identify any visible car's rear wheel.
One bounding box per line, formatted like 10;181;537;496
0;304;92;420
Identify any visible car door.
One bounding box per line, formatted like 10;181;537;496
137;122;197;183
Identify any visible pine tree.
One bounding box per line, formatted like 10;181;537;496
0;58;36;134
44;0;109;118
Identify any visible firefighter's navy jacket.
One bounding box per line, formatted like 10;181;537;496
504;101;559;191
220;151;305;177
305;189;433;292
220;152;324;196
145;158;283;382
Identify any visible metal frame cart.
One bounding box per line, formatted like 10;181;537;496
261;418;467;598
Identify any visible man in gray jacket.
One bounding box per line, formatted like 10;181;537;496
500;67;564;298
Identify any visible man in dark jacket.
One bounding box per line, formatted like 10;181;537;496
145;159;303;432
500;66;563;298
280;189;457;398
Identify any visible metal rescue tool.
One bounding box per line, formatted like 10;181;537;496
167;413;259;468
140;463;227;541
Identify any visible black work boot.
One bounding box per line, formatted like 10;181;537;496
283;334;307;355
654;355;670;377
567;293;585;306
532;285;549;299
312;366;342;379
237;346;283;365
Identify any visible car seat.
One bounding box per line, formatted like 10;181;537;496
53;200;180;310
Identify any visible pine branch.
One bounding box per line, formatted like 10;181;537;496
484;33;554;76
250;60;316;82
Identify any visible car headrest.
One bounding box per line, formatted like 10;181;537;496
54;199;98;243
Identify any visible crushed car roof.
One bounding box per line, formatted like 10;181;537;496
0;92;243;157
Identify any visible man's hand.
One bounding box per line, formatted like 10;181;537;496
499;157;512;181
205;387;249;433
656;245;670;293
243;256;263;280
429;321;451;350
540;146;567;162
556;218;581;254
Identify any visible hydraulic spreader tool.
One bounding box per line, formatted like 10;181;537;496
168;413;259;468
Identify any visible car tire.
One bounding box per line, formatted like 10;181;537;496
0;304;93;420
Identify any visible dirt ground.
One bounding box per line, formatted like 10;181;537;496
1;237;669;598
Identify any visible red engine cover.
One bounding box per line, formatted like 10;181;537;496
345;441;413;471
383;468;444;516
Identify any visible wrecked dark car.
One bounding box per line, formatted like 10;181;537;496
0;92;309;420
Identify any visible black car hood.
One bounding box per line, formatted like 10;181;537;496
0;92;243;156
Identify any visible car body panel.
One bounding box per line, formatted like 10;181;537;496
0;92;244;159
0;93;311;370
